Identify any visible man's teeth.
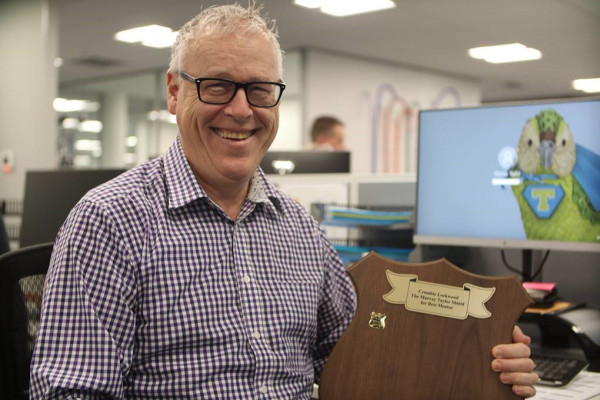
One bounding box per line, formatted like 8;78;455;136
218;129;253;140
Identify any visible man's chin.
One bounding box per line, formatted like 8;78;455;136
218;160;259;182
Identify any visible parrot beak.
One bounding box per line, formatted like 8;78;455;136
540;140;555;170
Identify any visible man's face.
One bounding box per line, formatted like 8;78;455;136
167;32;280;187
317;124;345;151
328;124;346;150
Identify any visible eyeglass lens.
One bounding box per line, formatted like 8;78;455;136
199;79;281;107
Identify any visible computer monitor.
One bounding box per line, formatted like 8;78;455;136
260;151;350;174
20;169;125;247
414;98;600;261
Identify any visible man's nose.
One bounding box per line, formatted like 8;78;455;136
225;88;253;118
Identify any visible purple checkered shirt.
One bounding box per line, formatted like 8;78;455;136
30;138;357;399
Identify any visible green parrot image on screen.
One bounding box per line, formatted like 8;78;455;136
511;109;600;242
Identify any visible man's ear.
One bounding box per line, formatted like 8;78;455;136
166;70;179;114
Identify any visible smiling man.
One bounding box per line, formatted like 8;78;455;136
30;3;538;399
166;20;283;219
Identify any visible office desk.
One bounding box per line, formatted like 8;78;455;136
312;374;600;400
519;305;600;373
532;371;600;399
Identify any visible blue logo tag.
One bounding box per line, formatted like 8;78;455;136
523;184;564;219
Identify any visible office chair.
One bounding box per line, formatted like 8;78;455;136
0;215;10;255
0;242;53;400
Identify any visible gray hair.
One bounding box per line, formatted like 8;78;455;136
169;2;282;75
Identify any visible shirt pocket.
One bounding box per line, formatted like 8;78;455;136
261;257;322;351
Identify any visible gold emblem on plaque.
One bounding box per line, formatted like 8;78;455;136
369;312;387;330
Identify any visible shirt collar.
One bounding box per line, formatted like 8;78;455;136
164;137;283;214
164;137;206;209
252;168;283;215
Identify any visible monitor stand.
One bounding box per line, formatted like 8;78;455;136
519;248;551;282
521;249;534;282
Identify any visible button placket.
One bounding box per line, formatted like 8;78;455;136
233;217;275;398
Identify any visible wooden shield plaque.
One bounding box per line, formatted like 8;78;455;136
319;252;533;400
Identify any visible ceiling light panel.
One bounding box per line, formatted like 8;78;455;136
53;98;100;113
114;25;178;48
468;43;542;64
572;78;600;93
294;0;322;8
294;0;396;17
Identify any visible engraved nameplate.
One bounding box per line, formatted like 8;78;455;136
383;271;495;320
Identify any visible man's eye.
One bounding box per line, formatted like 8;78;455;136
204;84;228;92
201;81;233;94
248;84;273;96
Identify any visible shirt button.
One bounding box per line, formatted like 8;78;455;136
243;275;251;283
252;330;261;339
259;385;268;394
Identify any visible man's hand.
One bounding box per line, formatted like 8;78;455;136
491;326;539;398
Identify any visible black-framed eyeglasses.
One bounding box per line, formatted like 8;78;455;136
179;71;285;108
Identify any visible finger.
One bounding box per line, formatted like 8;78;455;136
492;357;535;373
512;384;537;398
492;342;531;359
512;325;532;345
499;371;539;385
499;372;540;398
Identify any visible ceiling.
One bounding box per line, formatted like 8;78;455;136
55;0;600;103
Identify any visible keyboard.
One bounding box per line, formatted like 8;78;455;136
531;353;588;386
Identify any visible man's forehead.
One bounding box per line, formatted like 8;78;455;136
187;32;273;57
184;33;282;77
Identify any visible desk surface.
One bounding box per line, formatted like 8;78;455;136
312;372;600;400
532;371;600;400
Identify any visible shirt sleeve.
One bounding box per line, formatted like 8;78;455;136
312;231;357;381
30;200;137;399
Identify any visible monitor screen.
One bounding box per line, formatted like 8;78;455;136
260;151;350;174
20;169;125;247
414;97;600;252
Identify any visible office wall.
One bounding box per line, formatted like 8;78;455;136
8;45;483;189
303;49;481;175
0;0;58;200
271;50;303;150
